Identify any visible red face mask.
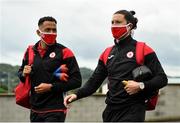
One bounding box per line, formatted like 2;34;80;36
111;24;130;40
40;30;57;45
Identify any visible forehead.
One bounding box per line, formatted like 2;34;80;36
40;21;56;28
112;14;126;21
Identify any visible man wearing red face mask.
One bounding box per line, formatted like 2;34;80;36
18;16;82;122
64;10;167;122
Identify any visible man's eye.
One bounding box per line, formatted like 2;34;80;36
116;21;121;24
112;21;121;25
53;29;57;32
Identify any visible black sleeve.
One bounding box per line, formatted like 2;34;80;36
17;49;28;82
75;60;108;100
143;52;168;91
51;56;82;92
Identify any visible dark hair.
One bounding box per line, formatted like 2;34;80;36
38;16;57;26
114;10;138;29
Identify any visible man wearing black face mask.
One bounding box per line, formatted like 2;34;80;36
18;16;82;122
64;10;167;122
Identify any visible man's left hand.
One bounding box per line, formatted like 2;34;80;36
34;83;52;94
124;80;141;95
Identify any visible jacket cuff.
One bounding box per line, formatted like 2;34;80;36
74;90;82;100
51;83;58;92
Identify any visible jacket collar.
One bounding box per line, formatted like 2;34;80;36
114;36;133;46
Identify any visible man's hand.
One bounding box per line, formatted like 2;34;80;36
34;83;52;94
124;80;141;95
23;65;32;77
64;94;77;108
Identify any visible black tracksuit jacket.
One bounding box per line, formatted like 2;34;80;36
76;36;167;110
18;41;82;111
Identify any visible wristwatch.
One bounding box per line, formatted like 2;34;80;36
139;82;145;90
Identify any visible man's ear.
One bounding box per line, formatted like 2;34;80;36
129;23;133;30
36;29;41;37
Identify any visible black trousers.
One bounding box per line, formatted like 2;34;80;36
102;103;146;122
30;111;66;122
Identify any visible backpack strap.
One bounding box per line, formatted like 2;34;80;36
62;47;74;60
100;46;114;65
136;41;155;65
136;41;159;111
28;45;34;65
136;42;145;65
